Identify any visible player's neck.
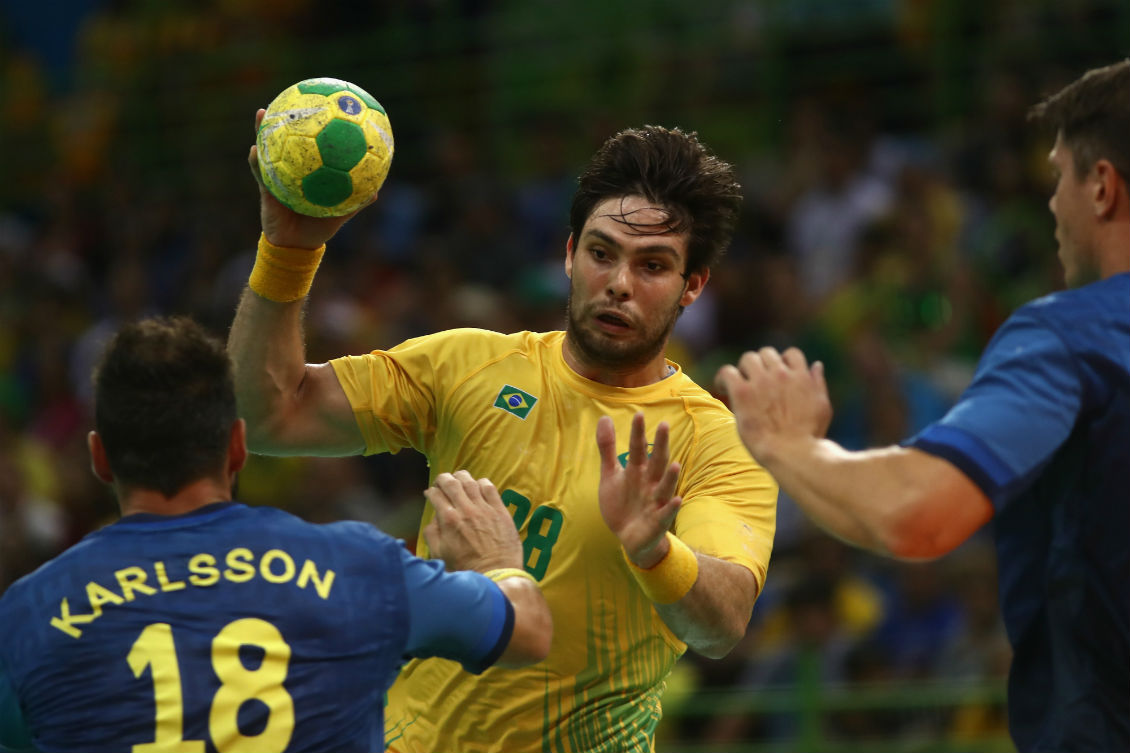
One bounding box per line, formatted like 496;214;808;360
561;337;674;388
1097;220;1130;279
118;477;235;517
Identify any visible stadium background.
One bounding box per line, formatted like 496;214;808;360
0;1;1126;750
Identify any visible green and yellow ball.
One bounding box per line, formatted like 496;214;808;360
256;77;394;217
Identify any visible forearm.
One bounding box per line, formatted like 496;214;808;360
494;578;553;667
655;553;755;659
227;287;310;453
760;438;963;559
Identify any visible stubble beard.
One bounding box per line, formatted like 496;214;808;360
563;285;681;371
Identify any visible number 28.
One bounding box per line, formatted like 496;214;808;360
501;490;563;581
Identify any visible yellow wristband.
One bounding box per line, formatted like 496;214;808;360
248;233;326;303
484;567;538;584
624;533;699;604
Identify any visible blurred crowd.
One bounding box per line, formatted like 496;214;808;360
2;0;1126;748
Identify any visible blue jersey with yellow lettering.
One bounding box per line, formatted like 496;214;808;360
907;273;1130;752
0;502;512;753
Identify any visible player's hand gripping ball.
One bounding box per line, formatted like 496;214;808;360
256;77;394;217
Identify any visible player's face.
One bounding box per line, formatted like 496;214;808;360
564;196;707;371
1048;134;1101;288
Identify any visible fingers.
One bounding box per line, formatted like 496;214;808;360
647;420;672;482
714;363;742;398
476;476;504;510
254;108;265;131
422;518;441;557
782;346;808;372
432;470;487;508
755;346;785;373
656;460;681;503
424;484;454;514
811;360;828;395
596;415;618;476
628;412;648;466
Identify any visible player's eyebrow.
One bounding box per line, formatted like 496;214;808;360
581;229;681;259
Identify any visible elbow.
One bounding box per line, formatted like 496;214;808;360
519;604;554;665
876;502;950;562
687;615;749;660
694;636;742;660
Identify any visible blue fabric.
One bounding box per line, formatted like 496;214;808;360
399;553;512;674
0;658;34;752
0;502;511;752
906;273;1130;752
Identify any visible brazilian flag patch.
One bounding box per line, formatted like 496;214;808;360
494;385;538;419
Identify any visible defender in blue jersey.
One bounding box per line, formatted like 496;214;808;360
0;317;551;753
716;60;1130;752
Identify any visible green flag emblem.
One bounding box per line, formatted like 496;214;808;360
493;385;538;419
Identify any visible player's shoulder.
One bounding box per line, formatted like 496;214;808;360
238;505;402;550
389;328;555;361
418;327;558;352
670;370;735;417
0;525;114;611
999;274;1130;362
1017;273;1129;326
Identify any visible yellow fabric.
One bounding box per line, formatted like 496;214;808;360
247;233;325;303
484;567;538;584
330;329;777;753
624;533;699;604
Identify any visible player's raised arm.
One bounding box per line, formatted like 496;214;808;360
227;108;371;457
596;413;758;659
421;472;553;668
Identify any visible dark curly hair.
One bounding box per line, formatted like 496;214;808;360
569;126;743;275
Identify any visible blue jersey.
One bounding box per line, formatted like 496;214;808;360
0;502;512;753
907;273;1130;752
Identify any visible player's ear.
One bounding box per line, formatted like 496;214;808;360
87;431;114;484
1091;158;1121;219
679;267;710;308
228;419;248;475
564;234;575;278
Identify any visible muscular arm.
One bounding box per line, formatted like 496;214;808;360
758;438;993;559
228;288;363;456
227;117;367;457
715;348;993;562
421;472;553;667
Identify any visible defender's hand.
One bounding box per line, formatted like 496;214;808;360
714;347;832;464
423;471;524;573
596;413;682;569
249;108;375;250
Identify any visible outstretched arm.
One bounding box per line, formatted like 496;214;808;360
596;414;757;659
715;347;993;560
424;472;553;667
227;108;367;457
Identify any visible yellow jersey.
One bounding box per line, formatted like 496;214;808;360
330;329;777;753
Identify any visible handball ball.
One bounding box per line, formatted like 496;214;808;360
256;77;394;217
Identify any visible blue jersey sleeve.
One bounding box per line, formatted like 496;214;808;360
397;549;514;674
0;657;35;753
905;309;1082;508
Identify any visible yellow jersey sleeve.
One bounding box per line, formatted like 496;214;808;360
673;412;777;595
329;332;455;456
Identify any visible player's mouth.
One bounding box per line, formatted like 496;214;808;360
594;310;632;334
